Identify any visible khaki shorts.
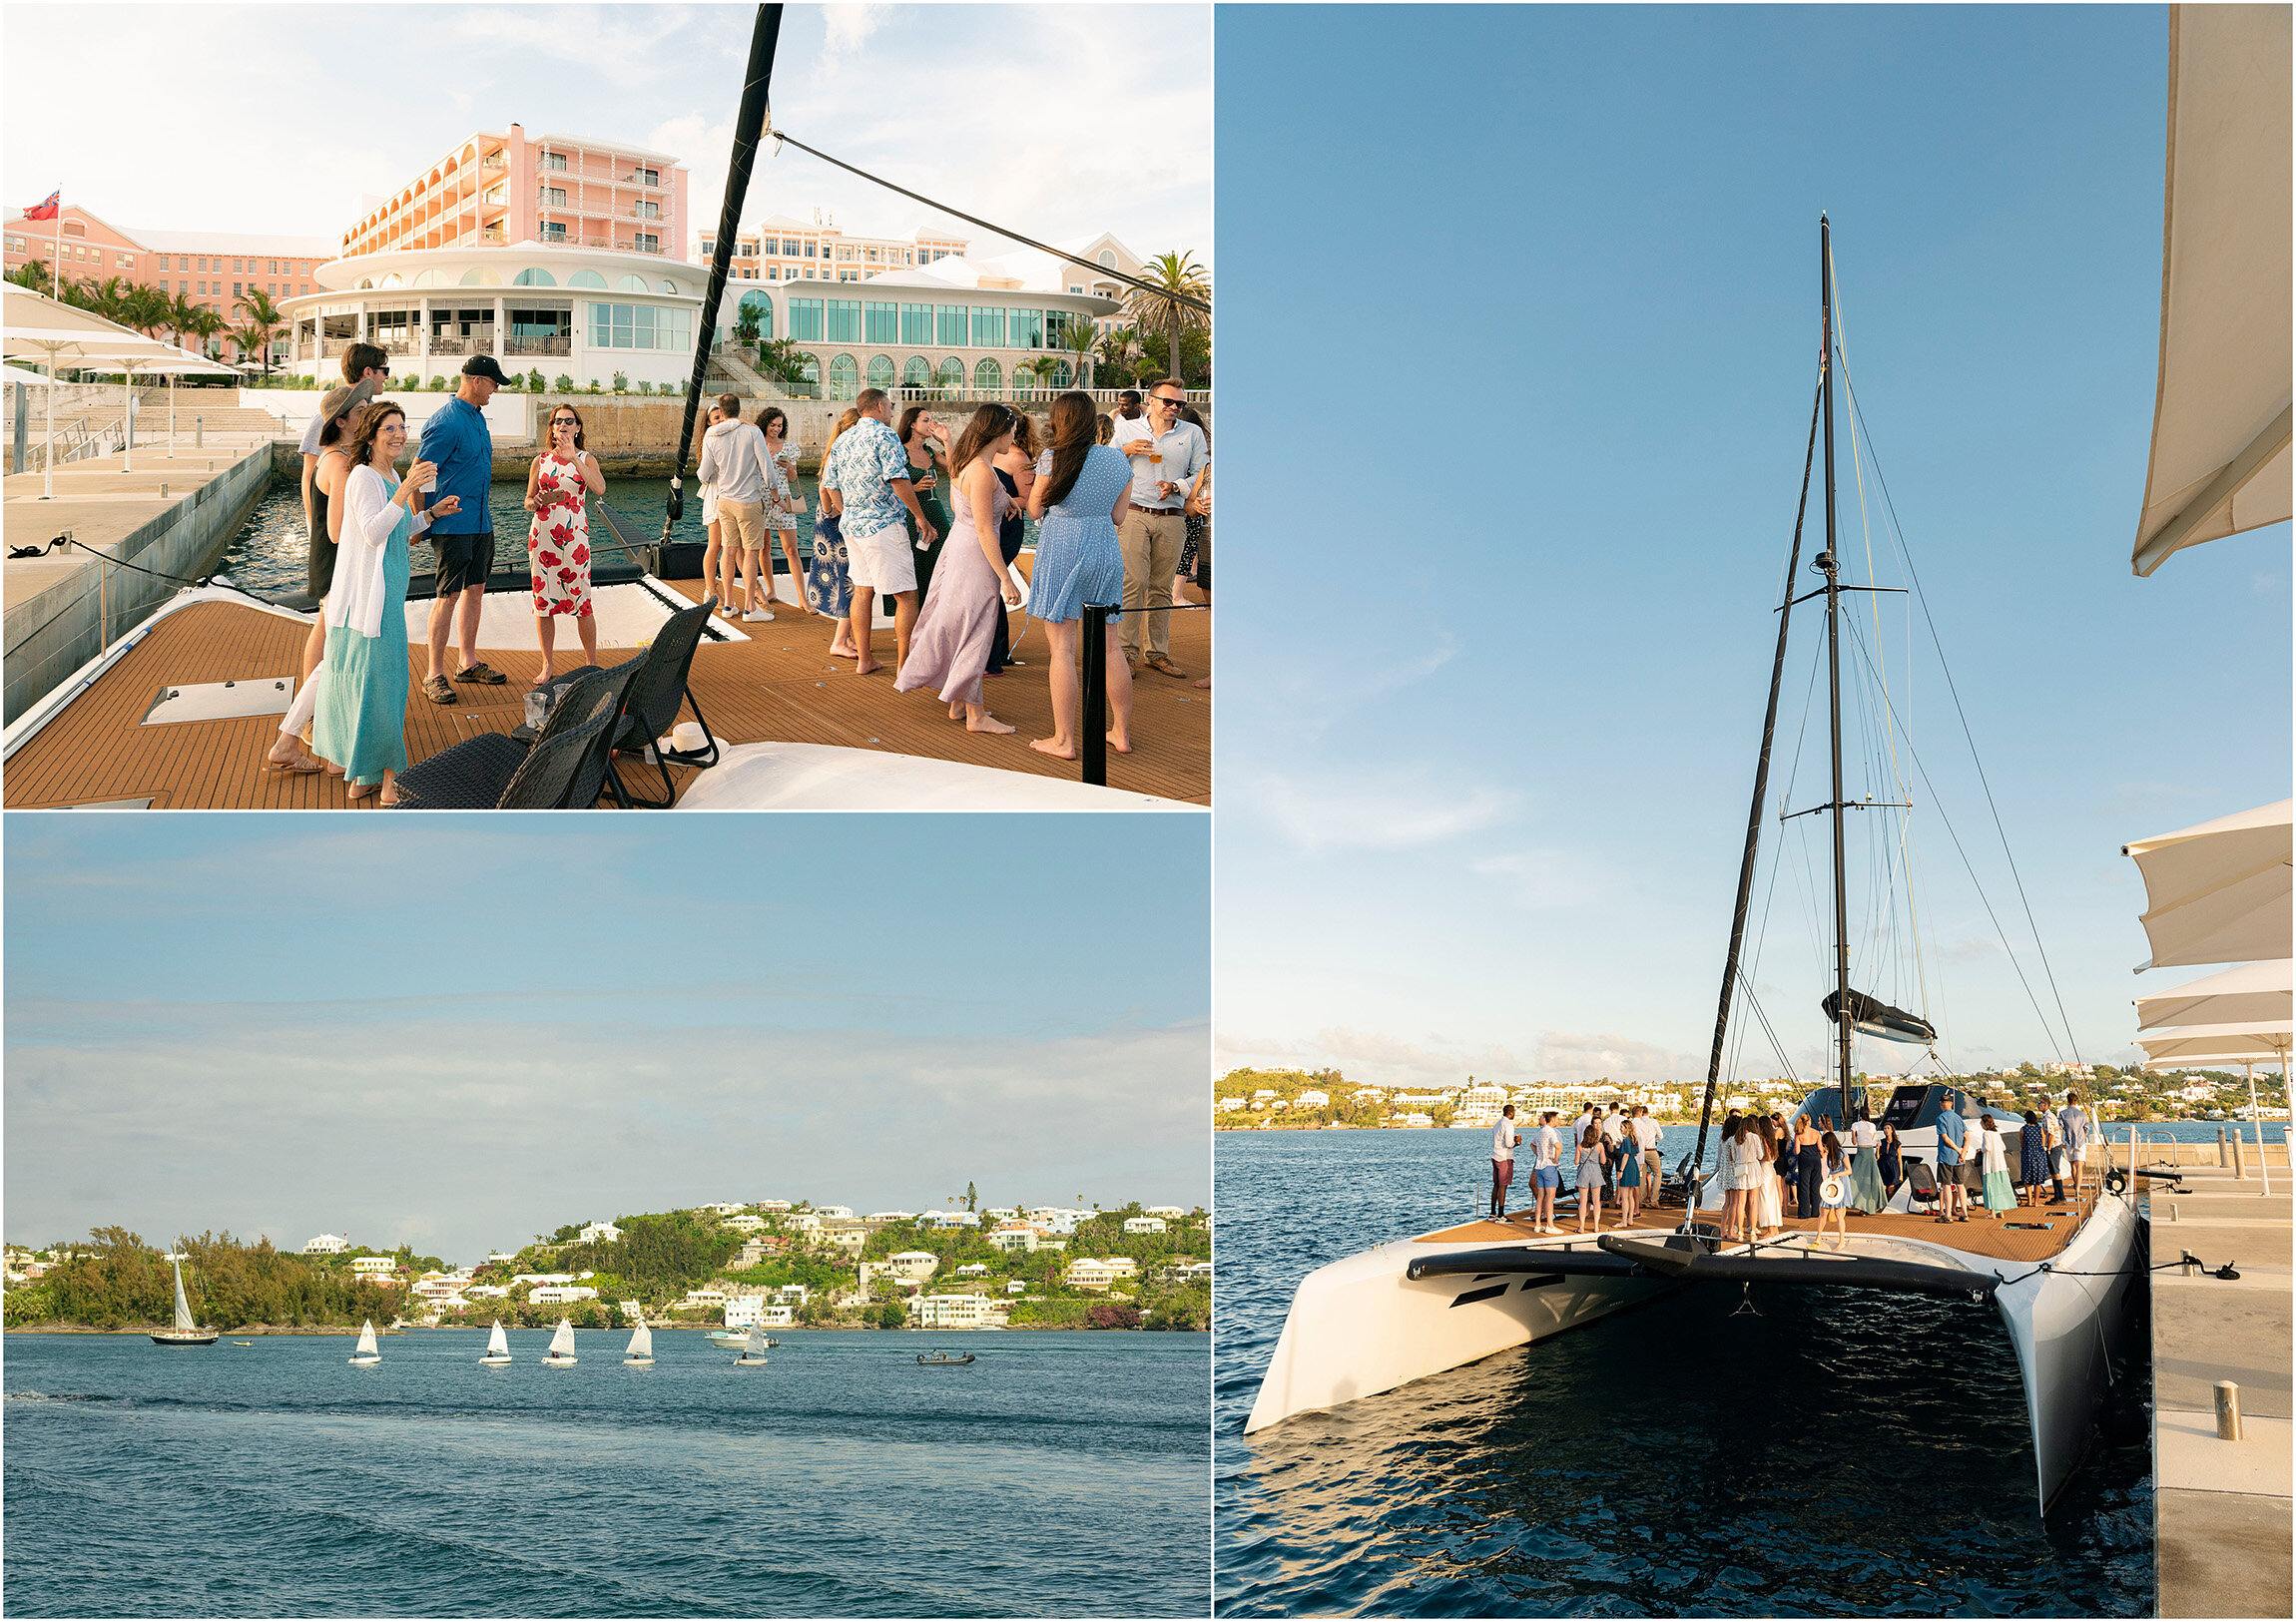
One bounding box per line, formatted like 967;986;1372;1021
846;521;917;594
718;497;765;553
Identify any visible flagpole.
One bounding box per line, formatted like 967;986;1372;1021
52;190;62;300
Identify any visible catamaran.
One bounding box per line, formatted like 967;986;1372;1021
543;1318;578;1366
623;1320;655;1367
479;1319;512;1365
347;1320;380;1365
1243;220;2141;1515
148;1255;218;1347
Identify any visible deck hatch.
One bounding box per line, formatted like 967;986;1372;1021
141;679;294;726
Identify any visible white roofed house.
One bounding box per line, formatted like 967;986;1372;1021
1121;1217;1168;1235
884;1251;940;1282
1144;1207;1188;1219
1218;1097;1247;1112
577;1221;622;1244
1065;1259;1122;1292
723;1214;767;1232
911;1293;1007;1331
302;1235;349;1255
815;1207;855;1220
529;1286;597;1305
348;1256;399;1277
1296;1090;1331;1109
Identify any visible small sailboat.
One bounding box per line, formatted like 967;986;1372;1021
732;1344;771;1365
149;1256;219;1347
347;1320;381;1365
543;1317;578;1366
479;1319;512;1365
624;1320;655;1367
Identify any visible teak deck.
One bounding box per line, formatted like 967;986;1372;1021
2;574;1211;810
1421;1185;2103;1266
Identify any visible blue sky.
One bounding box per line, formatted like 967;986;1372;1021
1214;5;2289;1089
4;815;1208;1262
2;5;1210;270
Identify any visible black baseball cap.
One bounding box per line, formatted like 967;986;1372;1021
461;354;510;384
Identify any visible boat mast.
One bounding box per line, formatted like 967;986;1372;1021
1819;214;1857;1119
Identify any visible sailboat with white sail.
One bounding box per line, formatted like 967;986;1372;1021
624;1319;655;1367
347;1320;380;1365
148;1255;218;1347
543;1317;578;1366
1242;219;2140;1514
479;1319;512;1365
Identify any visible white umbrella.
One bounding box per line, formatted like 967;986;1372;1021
2123;800;2293;970
2135;958;2293;1030
2134;1019;2295;1063
4;283;183;496
125;347;241;448
2132;5;2293;576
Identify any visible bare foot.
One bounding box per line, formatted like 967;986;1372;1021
530;670;556;690
967;713;1015;735
1030;738;1076;760
854;660;883;676
1192;677;1210;690
949;701;965;722
1107;730;1132;754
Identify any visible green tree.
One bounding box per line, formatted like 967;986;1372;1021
1121;252;1210;389
1061;318;1098;390
233;287;287;376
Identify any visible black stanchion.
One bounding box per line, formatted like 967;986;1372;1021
1081;602;1110;786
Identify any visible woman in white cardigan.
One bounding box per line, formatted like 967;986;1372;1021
312;402;458;804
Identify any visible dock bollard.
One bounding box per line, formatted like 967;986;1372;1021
196;415;203;449
2233;1131;2247;1180
2218;1125;2228;1168
2216;1380;2243;1440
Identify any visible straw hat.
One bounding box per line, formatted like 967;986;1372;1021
318;375;377;426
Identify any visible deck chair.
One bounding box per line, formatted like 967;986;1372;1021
394;664;634;810
540;598;722;809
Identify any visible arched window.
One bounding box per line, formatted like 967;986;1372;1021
660;279;680;295
796;352;821;397
459;268;502;285
828;353;861;399
936;356;965;391
737;288;773;341
411;269;444;287
618;274;648;291
379;273;402;288
973;357;1001;396
513;268;557;286
1098;249;1117;269
903;355;933;388
1049;359;1073;388
865;354;894;391
568;270;607;289
356;277;373;289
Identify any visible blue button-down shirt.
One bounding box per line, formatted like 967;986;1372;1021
416;395;493;535
1936;1109;1966;1165
821;416;911;537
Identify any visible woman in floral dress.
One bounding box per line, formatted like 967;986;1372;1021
524;403;606;688
806;407;861;658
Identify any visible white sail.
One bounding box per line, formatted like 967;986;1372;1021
548;1318;576;1356
354;1320;378;1356
486;1320;508;1355
171;1259;195;1333
626;1321;652;1357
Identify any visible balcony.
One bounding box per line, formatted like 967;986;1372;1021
428;334;495;356
505;335;571;356
621;171;666;189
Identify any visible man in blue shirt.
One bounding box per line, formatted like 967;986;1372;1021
416;355;508;705
1934;1092;1969;1224
2058;1091;2092;1199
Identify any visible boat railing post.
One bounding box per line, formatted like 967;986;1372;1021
98;549;109;650
1080;602;1109;787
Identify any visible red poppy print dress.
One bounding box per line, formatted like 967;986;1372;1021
527;452;594;618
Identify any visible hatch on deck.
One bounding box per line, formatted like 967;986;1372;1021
140;679;295;725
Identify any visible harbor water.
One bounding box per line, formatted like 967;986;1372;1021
5;1328;1208;1618
1213;1126;2186;1617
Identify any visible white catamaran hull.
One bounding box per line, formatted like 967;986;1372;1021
1246;1198;2140;1510
1243;1233;1676;1434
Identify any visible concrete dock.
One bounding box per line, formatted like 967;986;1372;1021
2141;1141;2293;1619
2;432;280;726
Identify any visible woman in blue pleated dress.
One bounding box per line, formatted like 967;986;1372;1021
1026;391;1134;761
314;401;457;805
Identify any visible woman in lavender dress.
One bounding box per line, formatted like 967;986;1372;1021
893;404;1025;734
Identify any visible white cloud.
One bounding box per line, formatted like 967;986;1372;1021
1238;763;1519;852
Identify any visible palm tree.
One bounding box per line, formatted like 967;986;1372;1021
6;258;54;293
1098;323;1144;388
751;336;812;395
123;284;173;341
1121;252;1210;389
184;305;229;361
235;288;287;378
1062;319;1098;391
161;293;198;352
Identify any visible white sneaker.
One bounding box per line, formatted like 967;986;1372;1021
743;607;775;623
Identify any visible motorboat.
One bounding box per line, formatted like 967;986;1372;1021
478;1319;512;1365
347;1320;380;1365
707;1328;751;1348
1245;222;2139;1515
148;1256;218;1347
916;1351;977;1366
542;1318;578;1366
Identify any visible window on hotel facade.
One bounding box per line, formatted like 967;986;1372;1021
866;354;894;390
701;239;716;259
568;270;607;289
371;309;414;346
1009;309;1044;348
232;259;243;272
863;301;896;343
796;352;820;393
900;303;932;345
827;354;860;398
866;248;880;263
739;241;757;257
178;280;188;293
541;222;568;243
633;167;659;187
970;305;1005;348
826;299;861;342
937;356;965;390
903;355;932;387
937;305;966;346
586;302;692;351
541;152;568;172
737;289;773;340
782;239;802;256
544;187;568;208
196;256;207;271
509;306;573;338
299;283;309;294
1049;360;1073;388
788;297;824;341
632;234;659;254
513;268;557;286
973;357;1001;394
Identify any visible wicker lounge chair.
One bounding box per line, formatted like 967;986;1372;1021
394;664;636;810
522;599;723;809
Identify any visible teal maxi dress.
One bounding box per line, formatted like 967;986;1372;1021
313;477;412;787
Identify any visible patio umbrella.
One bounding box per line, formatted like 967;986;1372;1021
2133;1019;2295;1064
2135;958;2293;1031
124;347;242;447
2131;5;2293;576
2123;800;2293;970
4;283;183;497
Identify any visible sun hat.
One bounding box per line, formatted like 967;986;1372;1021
318;375;377;425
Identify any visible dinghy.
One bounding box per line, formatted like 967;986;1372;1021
347;1320;380;1365
479;1319;512;1365
624;1320;655;1367
543;1318;578;1366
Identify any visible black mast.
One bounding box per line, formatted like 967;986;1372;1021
661;4;784;547
1688;368;1825;1203
1819;214;1856;1120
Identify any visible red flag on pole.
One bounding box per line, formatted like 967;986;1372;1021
22;191;60;221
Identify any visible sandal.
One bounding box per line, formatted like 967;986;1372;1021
422;675;458;706
267;746;323;775
455;661;509;686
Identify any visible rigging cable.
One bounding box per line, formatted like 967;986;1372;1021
1835;359;2084;1065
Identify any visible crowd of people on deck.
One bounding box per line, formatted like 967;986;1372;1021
1481;1089;2095;1250
265;344;1209;801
